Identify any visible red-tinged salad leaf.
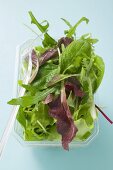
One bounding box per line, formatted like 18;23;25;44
65;77;85;98
58;37;73;50
43;94;54;104
24;49;38;67
39;48;58;66
31;49;38;67
29;53;39;84
8;12;113;151
48;87;78;150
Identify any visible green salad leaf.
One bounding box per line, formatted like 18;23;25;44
29;11;57;47
62;17;89;38
75;118;94;140
59;39;91;74
8;87;57;107
61;18;72;28
29;11;49;33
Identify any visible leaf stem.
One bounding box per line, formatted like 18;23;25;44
37;120;47;133
95;104;113;124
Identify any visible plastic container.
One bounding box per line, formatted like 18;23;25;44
13;37;99;148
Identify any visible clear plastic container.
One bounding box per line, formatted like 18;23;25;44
13;38;99;148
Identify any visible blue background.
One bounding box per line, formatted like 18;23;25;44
0;0;113;170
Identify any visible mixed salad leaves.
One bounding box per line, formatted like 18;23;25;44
8;11;113;150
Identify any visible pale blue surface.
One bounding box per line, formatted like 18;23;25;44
0;0;113;169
